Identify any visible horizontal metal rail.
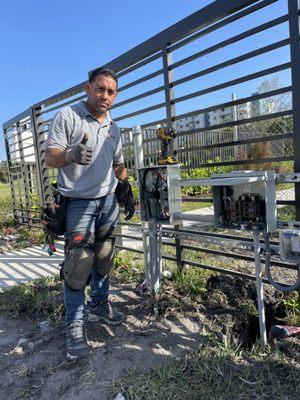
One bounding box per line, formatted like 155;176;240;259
172;38;290;88
117;69;164;93
112;85;165;110
171;15;289;71
173;62;291;104
173;85;292;122
170;0;278;52
182;259;271;284
114;101;166;122
118;51;163;78
175;133;293;153
39;94;87;116
180;156;293;169
182;244;298;271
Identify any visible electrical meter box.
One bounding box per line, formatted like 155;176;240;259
279;229;300;263
138;164;182;224
212;170;276;232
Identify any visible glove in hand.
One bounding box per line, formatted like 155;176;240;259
65;132;93;165
115;179;135;220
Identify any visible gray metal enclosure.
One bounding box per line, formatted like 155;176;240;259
2;0;300;282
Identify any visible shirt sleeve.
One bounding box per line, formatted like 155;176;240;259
113;125;124;164
46;110;70;150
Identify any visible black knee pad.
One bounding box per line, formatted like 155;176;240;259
63;232;95;290
93;225;115;276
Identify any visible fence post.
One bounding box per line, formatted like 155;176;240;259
162;46;183;273
30;106;47;207
288;0;300;220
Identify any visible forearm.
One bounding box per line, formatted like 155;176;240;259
113;163;128;180
45;148;69;168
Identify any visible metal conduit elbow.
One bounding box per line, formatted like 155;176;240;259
264;232;300;292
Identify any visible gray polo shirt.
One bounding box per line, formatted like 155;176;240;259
46;100;124;199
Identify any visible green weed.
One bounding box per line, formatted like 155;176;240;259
0;275;64;321
283;292;300;326
115;340;299;400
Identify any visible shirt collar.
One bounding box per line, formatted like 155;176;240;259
78;100;113;125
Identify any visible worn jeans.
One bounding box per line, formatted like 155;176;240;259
64;194;119;324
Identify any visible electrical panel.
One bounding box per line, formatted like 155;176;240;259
138;164;181;223
212;171;276;232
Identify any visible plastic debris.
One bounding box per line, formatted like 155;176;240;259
162;269;173;280
270;325;300;340
114;394;125;400
134;279;147;295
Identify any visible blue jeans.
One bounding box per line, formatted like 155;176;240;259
64;194;119;324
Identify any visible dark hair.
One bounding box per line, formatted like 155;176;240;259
88;67;118;86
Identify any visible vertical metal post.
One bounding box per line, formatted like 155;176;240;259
232;93;238;160
133;125;150;285
288;0;300;220
253;229;267;346
3;126;17;221
30;106;47;206
162;46;183;272
16;122;32;225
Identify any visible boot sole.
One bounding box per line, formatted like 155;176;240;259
87;313;124;326
67;348;91;362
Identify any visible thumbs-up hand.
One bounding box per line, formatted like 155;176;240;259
65;132;93;165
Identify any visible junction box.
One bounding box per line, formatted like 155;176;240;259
211;171;277;232
138;164;181;223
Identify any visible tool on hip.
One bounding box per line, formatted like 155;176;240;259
156;127;177;165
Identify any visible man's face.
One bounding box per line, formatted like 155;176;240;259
85;74;118;116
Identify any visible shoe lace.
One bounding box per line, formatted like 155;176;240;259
69;321;84;339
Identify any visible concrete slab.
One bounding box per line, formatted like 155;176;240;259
0;242;64;289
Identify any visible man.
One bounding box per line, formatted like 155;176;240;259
45;67;135;361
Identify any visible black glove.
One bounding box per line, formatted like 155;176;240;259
115;179;135;220
65;132;93;165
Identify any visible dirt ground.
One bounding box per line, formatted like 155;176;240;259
0;282;208;400
0;277;299;400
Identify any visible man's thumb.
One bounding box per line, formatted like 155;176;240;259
81;132;89;144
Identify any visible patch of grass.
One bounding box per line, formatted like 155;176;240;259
172;266;209;296
13;226;45;249
277;205;295;221
283;291;300;326
0;183;14;226
112;251;144;283
0;275;64;321
0;182;11;197
276;183;294;191
181;201;212;212
115;341;299;400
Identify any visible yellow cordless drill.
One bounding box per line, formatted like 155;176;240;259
156;127;177;165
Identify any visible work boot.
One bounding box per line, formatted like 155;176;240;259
66;320;91;361
87;301;124;325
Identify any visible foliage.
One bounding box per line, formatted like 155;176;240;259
277;205;295;221
0;161;9;183
283;291;300;326
0;275;64;321
115;339;299;400
180;157;235;196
